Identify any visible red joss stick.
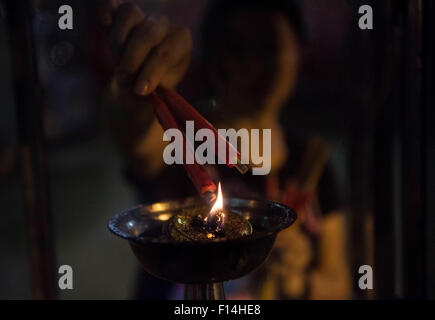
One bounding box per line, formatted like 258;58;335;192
156;87;249;174
151;92;217;197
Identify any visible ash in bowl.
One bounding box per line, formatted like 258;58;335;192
168;206;252;241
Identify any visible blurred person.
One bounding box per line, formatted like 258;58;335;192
0;143;15;179
98;0;351;299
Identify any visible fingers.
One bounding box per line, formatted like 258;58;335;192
116;15;170;87
133;27;192;95
111;2;146;48
106;2;193;95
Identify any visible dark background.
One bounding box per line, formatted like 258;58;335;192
0;0;433;299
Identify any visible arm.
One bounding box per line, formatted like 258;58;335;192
98;1;193;179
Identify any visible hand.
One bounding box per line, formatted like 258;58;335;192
96;1;193;177
281;180;323;234
98;1;193;95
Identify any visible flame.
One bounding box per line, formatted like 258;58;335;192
204;182;225;232
210;182;224;216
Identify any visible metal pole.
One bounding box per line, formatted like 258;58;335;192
184;283;226;300
4;0;57;299
422;0;435;300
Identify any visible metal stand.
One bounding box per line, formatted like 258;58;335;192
184;283;226;300
5;0;56;299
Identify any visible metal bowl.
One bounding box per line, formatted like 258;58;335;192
108;197;296;284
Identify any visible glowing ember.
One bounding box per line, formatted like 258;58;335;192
204;182;225;233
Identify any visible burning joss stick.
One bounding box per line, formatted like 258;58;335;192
156;87;249;174
152;92;217;199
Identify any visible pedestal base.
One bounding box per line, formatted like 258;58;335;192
184;283;226;300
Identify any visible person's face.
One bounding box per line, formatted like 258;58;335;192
214;10;301;119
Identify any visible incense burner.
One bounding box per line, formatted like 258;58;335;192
108;197;296;298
